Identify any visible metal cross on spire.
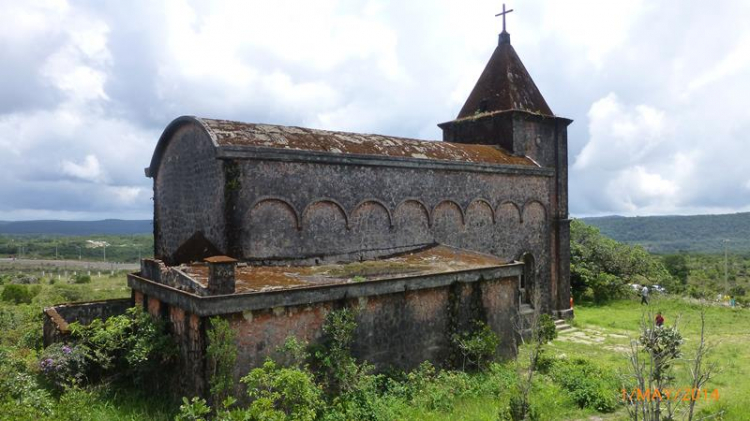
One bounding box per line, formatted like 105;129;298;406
495;3;514;33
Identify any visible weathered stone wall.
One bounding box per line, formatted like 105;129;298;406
235;161;550;262
42;298;132;347
224;275;517;396
154;125;226;264
133;290;207;398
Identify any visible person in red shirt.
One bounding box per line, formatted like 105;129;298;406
655;311;664;327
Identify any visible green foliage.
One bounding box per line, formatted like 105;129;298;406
206;317;237;404
69;307;176;387
534;314;557;344
639;325;683;383
1;284;40;304
175;397;211;421
570;220;673;303
730;285;746;297
0;234;153;263
662;253;690;290
0;346;55;417
242;359;324;421
505;392;539;421
275;337;308;369
73;274;92;284
313;308;361;396
451;320;501;371
549;357;618;412
39;343;88;390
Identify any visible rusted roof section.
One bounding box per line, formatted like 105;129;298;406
457;40;552;119
198;118;535;166
181;245;507;294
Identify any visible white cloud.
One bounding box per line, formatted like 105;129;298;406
574;93;668;171
61;154;105;183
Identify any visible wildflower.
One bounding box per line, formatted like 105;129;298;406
62;345;72;354
40;358;55;373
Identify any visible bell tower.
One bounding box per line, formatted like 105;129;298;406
438;5;574;317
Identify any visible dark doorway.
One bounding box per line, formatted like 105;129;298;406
520;253;535;306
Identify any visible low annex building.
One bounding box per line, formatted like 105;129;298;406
44;24;573;397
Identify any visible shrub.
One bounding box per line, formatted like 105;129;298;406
0;347;55;416
72;274;91;284
1;284;39;304
535;314;558;344
242;359;324;421
38;343;88;390
175;396;211;421
206;316;237;403
313;308;360;395
50;285;85;302
549;357;618;412
533;350;556;374
451;320;501;371
505;392;540;421
11;275;39;285
729;285;746;297
69;307;176;387
275;337;309;369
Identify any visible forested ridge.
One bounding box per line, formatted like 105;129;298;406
581;212;750;254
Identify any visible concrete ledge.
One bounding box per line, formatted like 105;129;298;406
128;263;523;317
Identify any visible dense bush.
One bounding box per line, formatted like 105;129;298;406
1;284;40;304
0;346;55;417
72;274;91;284
312;308;362;396
242;359;324;421
39;343;88;390
68;307;176;387
206;316;237;404
549;357;618;412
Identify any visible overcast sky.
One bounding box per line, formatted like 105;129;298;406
1;0;748;220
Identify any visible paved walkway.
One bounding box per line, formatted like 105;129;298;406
556;324;631;353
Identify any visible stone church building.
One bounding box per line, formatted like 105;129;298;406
45;25;572;396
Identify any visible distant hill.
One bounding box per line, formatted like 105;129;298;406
581;212;750;254
0;219;152;236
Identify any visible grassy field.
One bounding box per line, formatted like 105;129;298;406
390;297;747;421
557;297;749;420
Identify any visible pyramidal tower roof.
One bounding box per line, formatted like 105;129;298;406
457;26;553;119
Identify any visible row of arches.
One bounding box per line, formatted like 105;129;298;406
241;196;549;260
245;197;548;230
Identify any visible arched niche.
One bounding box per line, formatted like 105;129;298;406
243;198;300;259
350;200;392;251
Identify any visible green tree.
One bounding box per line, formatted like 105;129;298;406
662;254;690;291
570;220;673;303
